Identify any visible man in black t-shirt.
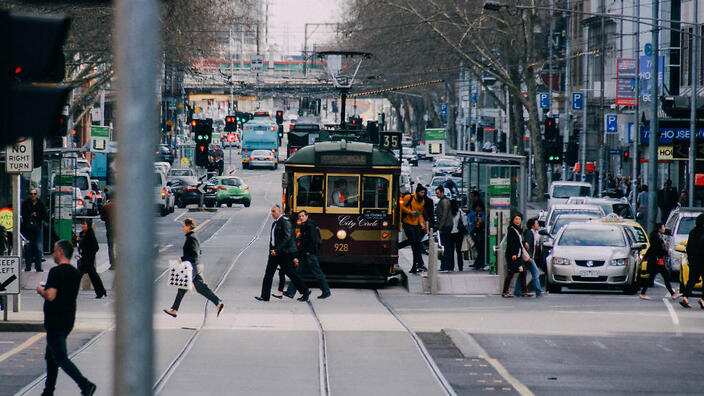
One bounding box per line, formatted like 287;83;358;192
36;240;96;396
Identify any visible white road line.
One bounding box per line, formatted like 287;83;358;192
172;211;187;223
158;244;173;253
592;341;608;350
662;298;681;329
202;218;230;245
0;334;45;364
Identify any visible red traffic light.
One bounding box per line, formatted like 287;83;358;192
226;116;235;123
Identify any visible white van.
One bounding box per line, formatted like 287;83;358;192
545;181;593;209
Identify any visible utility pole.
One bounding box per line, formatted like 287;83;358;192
632;0;641;212
581;25;589;182
561;0;572;181
647;0;660;232
597;0;606;197
229;28;234;113
689;0;699;206
547;0;554;185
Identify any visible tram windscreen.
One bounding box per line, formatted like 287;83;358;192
327;175;359;208
362;176;389;210
296;175;324;207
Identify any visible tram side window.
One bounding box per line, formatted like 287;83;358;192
296;175;324;207
327;175;359;208
362;176;389;210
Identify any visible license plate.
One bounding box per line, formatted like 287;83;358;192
577;269;601;278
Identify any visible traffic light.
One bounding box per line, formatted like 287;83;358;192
544;117;559;141
543;116;562;164
275;110;284;125
224;115;237;132
192;119;212;167
623;149;630;161
0;12;72;147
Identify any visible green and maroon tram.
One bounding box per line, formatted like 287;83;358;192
283;140;401;284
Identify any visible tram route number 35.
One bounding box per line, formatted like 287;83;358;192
380;132;402;150
334;243;349;252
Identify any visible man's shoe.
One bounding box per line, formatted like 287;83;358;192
282;292;295;299
81;382;97;396
163;309;177;318
297;290;311;302
271;293;283;299
318;292;331;299
35;269;43;272
254;296;269;302
216;303;225;317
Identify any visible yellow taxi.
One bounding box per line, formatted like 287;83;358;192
675;241;703;291
591;215;650;282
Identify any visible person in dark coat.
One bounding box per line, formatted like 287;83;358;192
256;205;310;302
513;217;544;297
164;218;224;317
282;210;331;299
502;212;525;298
657;179;679;222
76;219;106;299
680;213;704;309
640;223;678;300
22;189;49;272
99;190;116;269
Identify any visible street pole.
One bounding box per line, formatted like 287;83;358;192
113;0;159;394
689;0;699;207
632;0;641;211
11;174;21;313
597;4;606;197
229;28;234;113
561;0;572;180
647;0;660;232
581;25;590;182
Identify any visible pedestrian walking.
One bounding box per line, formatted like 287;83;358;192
76;220;106;299
513;218;544;297
398;184;428;274
22;188;48;272
37;240;96;396
502;212;526;298
639;223;679;300
435;186;454;272
471;205;486;270
680;213;704;309
164;219;224;317
449;200;468;271
255;205;310;302
282;210;331;299
99;191;116;269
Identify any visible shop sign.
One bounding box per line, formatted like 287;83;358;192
657;146;673;160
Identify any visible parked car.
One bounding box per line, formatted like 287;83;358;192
154;171;175;216
566;197;634;219
402;146;418;166
545;181;593;209
663;207;704;276
545;222;645;294
208;176;252;207
248;149;278;169
542;204;605;230
415;144;428;160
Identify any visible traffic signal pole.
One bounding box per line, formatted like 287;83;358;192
647;0;660;233
11;174;20;313
561;0;572;181
113;0;160;394
689;0;699;206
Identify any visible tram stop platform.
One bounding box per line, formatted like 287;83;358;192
398;249;500;295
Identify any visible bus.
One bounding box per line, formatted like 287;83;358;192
241;121;279;169
283;140;401;284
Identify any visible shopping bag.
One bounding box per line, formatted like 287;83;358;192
168;260;193;291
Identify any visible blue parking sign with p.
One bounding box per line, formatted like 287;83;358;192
539;93;550;109
605;114;618;134
572;92;583;110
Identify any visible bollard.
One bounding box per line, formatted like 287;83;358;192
428;227;438;294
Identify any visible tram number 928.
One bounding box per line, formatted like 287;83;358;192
334;243;349;253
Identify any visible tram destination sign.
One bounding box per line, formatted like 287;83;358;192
317;153;369;166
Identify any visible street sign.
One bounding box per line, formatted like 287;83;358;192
644;43;653;57
5;138;33;173
609;149;621;155
658;146;673;160
197;183;207;195
440;103;448;116
251;55;264;71
572;92;584;110
380;132;401;150
0;256;20;295
539;92;550;109
605;114;618;134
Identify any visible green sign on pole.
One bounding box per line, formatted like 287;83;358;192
424;128;446;141
91;125;110;138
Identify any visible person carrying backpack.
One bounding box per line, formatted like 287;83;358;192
283;210;331;299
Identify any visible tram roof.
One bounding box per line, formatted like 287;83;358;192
285;140;399;167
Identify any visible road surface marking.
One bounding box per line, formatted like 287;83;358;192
173;211;187;223
592;341;607;350
0;333;45;364
662;298;681;337
158;244;173;253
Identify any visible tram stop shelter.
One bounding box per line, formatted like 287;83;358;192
405;151;527;295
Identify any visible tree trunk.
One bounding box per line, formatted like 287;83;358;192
445;80;458;149
388;95;404;133
402;98;413;137
510;95;525;154
525;71;546;199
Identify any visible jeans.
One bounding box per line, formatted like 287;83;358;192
171;273;221;310
44;331;91;394
286;253;330;296
514;259;543;296
260;253;308;300
26;229;43;271
401;224;425;271
439;230;454;271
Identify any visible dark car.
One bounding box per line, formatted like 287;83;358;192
157;145;175;164
168;177;217;208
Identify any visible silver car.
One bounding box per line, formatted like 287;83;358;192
248;149;278;169
545;223;645;294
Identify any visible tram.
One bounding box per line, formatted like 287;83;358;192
283;138;401;284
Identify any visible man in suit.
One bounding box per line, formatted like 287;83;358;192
256;205;310;302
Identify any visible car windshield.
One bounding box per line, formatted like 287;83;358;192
548;209;603;227
552;185;591;198
550;215;595;235
436;160;457;167
430;178;445;187
678;217;698;235
252;150;271;156
221;178;242;187
169;169;192;176
628;226;648;243
558;227;625;247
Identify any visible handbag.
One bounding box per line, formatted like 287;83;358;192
513;228;531;262
168;260;193;290
656;257;666;266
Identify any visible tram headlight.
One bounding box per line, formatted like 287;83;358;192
336;230;347;240
382;221;389;227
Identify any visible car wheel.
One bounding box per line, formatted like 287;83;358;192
177;200;186;209
244;200;251;208
205;201;215;208
160;206;168;217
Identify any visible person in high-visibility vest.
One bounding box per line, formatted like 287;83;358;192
331;180;349;207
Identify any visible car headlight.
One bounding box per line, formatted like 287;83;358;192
610;258;628;266
552;257;571;266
